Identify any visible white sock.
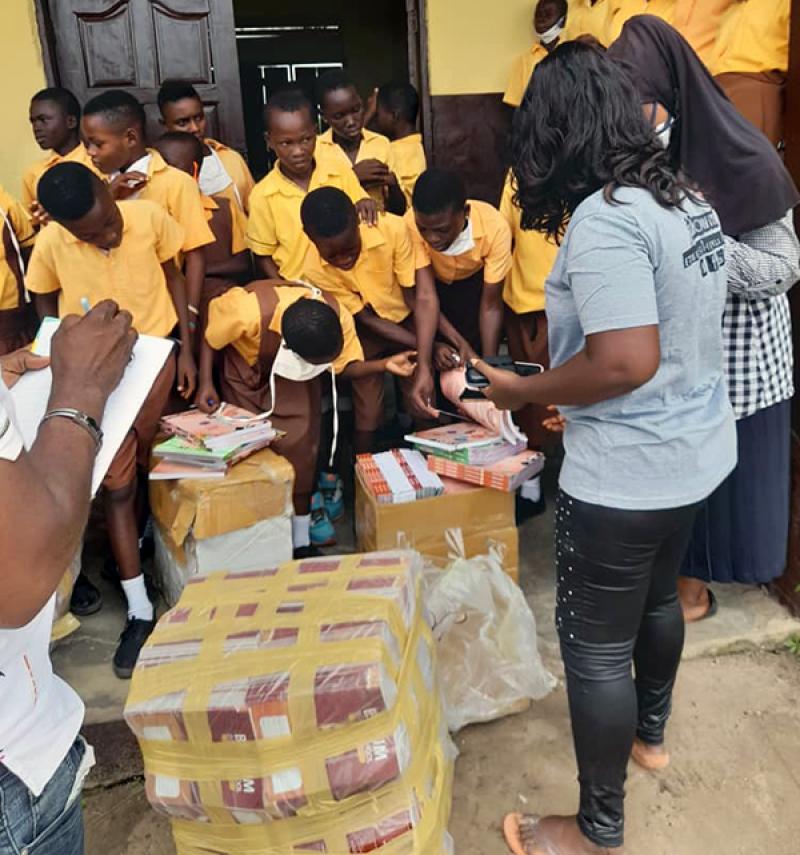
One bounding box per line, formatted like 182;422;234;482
292;514;311;549
121;575;154;621
520;475;542;503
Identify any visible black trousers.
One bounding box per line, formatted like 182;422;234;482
555;491;700;848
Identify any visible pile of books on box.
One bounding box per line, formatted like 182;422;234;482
405;421;544;492
356;448;445;504
150;405;278;480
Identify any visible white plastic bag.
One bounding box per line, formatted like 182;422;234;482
425;549;556;732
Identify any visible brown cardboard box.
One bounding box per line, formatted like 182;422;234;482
355;471;519;583
150;448;294;550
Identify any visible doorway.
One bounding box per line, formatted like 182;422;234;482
233;0;414;178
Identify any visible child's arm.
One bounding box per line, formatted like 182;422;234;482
34;292;59;319
162;260;198;400
479;280;505;358
340;351;417;379
408;267;440;418
254;254;283;280
354;306;417;350
183;248;206;336
383;175;407;217
194;336;220;414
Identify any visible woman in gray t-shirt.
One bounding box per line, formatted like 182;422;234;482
483;43;737;855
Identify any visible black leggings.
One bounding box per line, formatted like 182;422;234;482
555;491;700;849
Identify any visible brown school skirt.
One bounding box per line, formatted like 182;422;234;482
436;268;484;355
0;303;38;357
352;315;416;432
716;71;786;147
505;306;550;450
219;345;322;510
104;350;177;491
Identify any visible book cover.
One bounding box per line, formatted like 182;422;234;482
160;406;273;450
149;460;227;481
403;422;503;452
427;451;545;493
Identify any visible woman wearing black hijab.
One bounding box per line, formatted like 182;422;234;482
610;15;800;623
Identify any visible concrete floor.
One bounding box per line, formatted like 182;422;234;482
57;466;800;854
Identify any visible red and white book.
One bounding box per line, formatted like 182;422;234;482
427;450;545;493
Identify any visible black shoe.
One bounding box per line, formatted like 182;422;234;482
70;572;103;617
113;617;156;679
293;544;324;560
515;492;547;524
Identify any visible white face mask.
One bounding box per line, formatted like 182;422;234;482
654;118;673;150
199;149;234;197
272;341;331;382
441;218;476;256
537;16;565;45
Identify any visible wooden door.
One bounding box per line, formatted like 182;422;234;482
43;0;246;152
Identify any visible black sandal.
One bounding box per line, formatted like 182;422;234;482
70;572;103;617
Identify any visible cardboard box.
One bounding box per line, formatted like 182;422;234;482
355;472;519;583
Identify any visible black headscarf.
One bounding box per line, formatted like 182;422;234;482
608;15;798;236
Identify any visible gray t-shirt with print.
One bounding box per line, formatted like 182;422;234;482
547;186;737;510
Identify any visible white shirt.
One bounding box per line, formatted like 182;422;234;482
0;378;85;795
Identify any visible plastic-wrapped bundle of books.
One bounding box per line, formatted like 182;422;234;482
356;449;445;505
124;550;456;855
150;405;278;480
405;422;544;493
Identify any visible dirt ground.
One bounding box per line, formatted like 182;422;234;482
84;649;800;855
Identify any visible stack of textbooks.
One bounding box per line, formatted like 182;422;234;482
405;421;544;493
356;448;445;504
150;406;278;480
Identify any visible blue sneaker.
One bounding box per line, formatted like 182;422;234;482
310;492;337;547
319;471;344;521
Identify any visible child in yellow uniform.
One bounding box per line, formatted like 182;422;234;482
504;0;568;108
247;89;376;282
406;168;511;370
22;88;99;226
372;82;427;209
0;186;36;354
27;162;196;678
197;281;414;556
317;70;406;215
671;0;736;68
300;187;419;453
712;0;789;146
154;132;252;311
81;90;215;337
157;81;255;214
500;176;559;450
565;0;613;45
607;0;675;42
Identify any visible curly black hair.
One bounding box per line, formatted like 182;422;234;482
510;40;695;242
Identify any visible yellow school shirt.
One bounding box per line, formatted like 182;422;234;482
503;43;549;108
499;178;558;315
137;149;215;254
26;200;183;336
713;0;789;76
205;285;364;372
202;195;248;255
303;214;416;323
0;186;35;310
607;0;675;42
565;0;613;45
206;138;256;214
246;157;366;280
672;0;736;68
391;134;427;208
406;200;513;285
21;143;99;210
318;128;397;208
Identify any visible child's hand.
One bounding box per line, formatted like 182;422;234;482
29;201;50;229
354;159;390;187
385;350;417;378
542;405;567;433
434;342;460;372
364;87;379;125
355;198;379;226
109;171;148;200
176;346;197;400
194;381;220;414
